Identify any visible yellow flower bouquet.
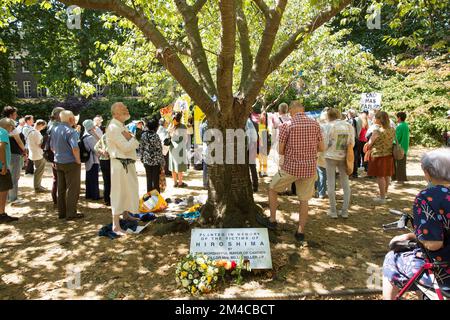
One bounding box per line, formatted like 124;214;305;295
175;253;220;295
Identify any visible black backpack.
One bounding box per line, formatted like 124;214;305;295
78;135;91;163
42;131;54;163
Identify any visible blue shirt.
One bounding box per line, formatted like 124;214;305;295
50;123;79;164
0;128;11;170
127;122;137;135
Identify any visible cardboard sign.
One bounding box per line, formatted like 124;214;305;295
360;92;382;111
193;106;206;145
190;228;272;269
160;105;173;123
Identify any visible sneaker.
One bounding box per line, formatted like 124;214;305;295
35;187;48;193
0;213;19;223
338;210;349;219
373;197;387;204
319;195;327;199
294;232;305;242
11;199;26;205
327;210;338;219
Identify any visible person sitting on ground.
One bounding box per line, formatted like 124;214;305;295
366;111;396;204
139;117;165;193
51;111;83;221
82;119;101;200
26;119;47;193
168;112;188;188
260;100;325;242
0;118;19;223
324;108;355;219
382;148;450;300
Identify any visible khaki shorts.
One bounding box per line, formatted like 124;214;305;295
269;170;316;201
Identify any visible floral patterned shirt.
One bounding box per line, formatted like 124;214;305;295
139;130;165;167
413;185;450;266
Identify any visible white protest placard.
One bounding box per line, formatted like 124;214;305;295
360;92;382;111
190;228;272;269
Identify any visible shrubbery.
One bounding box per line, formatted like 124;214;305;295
378;56;450;147
10;97;163;124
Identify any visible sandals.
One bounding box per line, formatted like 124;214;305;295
177;182;188;188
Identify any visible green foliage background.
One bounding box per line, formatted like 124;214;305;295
11;97;163;125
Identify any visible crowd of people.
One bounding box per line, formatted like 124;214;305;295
0;100;448;299
0;100;418;229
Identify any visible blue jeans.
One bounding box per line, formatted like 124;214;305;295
8;154;22;202
315;166;327;197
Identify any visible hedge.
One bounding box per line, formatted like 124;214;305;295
9;96;163;125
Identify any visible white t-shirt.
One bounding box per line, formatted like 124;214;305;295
27;129;44;161
324;120;355;161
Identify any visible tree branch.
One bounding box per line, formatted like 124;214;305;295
243;0;287;109
263;76;295;112
216;0;236;109
58;0;218;118
192;0;208;14
252;0;269;19
269;0;353;74
236;0;253;91
174;0;217;96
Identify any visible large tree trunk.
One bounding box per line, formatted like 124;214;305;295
199;100;262;228
200;162;261;228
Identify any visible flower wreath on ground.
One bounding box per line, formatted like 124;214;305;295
175;253;251;295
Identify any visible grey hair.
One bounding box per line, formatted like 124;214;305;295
278;103;288;114
421;148;450;182
59;110;74;123
0;118;16;130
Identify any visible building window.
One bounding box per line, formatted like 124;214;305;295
23;81;31;98
22;61;30;73
10;81;18;97
37;86;47;98
94;84;104;97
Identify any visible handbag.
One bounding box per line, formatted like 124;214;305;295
345;143;354;176
363;142;371;162
392;136;405;160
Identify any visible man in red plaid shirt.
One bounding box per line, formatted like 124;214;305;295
257;100;324;242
